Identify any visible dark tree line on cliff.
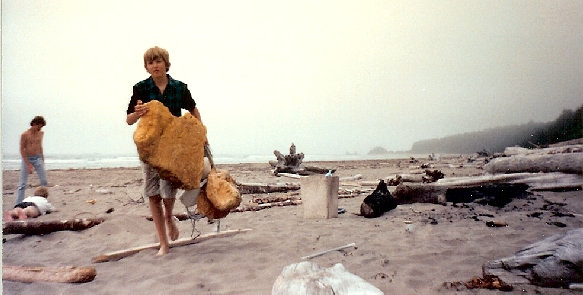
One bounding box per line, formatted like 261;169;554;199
410;104;582;154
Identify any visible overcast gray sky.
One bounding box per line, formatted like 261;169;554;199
2;0;582;157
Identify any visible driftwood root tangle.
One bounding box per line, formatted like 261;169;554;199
2;265;97;283
3;217;105;235
360;180;397;218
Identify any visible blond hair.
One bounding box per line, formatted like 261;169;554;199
143;46;171;72
34;186;49;198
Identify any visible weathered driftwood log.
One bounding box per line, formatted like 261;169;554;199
484;153;583;174
272;261;383;295
483;228;583;288
237;182;301;194
502;144;583;156
3;218;105;235
233;200;303;212
360;180;397;218
394;173;583;205
2;265;97;283
92;228;251;263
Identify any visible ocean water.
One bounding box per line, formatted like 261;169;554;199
1;152;421;171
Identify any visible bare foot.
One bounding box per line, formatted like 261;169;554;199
167;216;179;241
4;211;13;221
156;245;169;256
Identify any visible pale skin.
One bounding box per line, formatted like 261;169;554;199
20;124;45;174
4;205;41;221
126;57;202;256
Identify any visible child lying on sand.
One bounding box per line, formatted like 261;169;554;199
4;187;55;221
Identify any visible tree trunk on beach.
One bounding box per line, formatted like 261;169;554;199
393;173;582;205
237;182;301;194
484;153;583;174
2;265;97;283
3;218;105;235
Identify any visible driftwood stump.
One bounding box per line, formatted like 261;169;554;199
273;143;306;174
360;180;397;218
271;143;336;176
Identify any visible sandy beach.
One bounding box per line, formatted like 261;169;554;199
2;156;582;294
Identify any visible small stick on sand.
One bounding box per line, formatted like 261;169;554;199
301;242;356;260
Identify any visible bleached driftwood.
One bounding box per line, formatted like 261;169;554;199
301;242;356;260
2;265;97;283
277;173;303;179
339;174;363;182
484;153;583;174
272;261;383;295
92;228;251;263
3;218;105;235
237;182;300;194
483;228;583;288
502;144;583;156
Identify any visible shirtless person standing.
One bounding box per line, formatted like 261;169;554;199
16;116;48;205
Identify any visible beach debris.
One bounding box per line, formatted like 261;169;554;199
444;275;513;291
392;172;582;206
272;261;383;295
484;144;583;174
339;174;363;182
133;100;206;190
233;199;303;212
95;188;112;194
301;242;356;260
92;228;251;263
237;182;300;194
483;228;583;288
2;265;97;283
270;143;335;176
486;220;508;227
423;169;444;183
360;180;397;218
3;217;105;235
86;199;96;204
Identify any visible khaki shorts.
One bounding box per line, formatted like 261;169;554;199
141;162;177;199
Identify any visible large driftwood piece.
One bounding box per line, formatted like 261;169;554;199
483;228;583;288
237;182;301;194
393;172;583;205
3;265;97;283
92;228;251;263
484;153;583;174
502;145;583;156
360;180;397;218
3;218;105;235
